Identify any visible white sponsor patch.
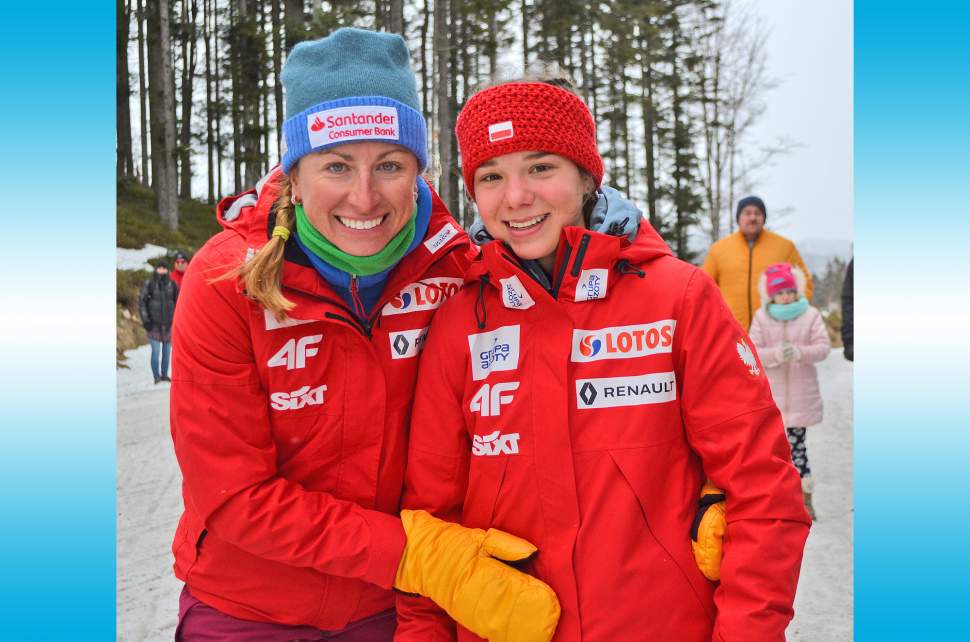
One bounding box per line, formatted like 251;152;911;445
389;327;429;360
423;223;460;254
382;277;464;316
468;325;520;381
499;275;535;310
264;309;316;331
575;268;609;302
488;120;514;142
307;105;399;148
472;430;521;456
576;371;677;409
736;339;760;376
571;320;676;362
270;384;327;411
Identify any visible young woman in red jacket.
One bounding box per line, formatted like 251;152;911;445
396;74;811;641
168;29;559;642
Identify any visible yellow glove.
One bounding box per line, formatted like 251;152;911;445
394;509;560;642
690;481;726;581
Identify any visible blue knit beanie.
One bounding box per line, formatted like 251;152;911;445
280;28;427;173
736;195;767;221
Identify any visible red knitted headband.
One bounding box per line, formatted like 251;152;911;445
455;82;604;200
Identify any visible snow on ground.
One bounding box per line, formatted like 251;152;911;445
118;244;170;271
117;347;853;641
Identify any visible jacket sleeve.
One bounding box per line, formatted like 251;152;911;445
841;259;853;360
169;244;405;588
394;303;470;642
797;308;832;364
138;280;153;326
747;310;783;368
788;244;814;301
675;270;810;642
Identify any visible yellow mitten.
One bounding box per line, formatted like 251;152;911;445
690;481;726;581
394;509;560;642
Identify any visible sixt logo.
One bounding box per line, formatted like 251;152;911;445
468;325;520;381
472;430;521;456
383;277;463;316
574;268;609;302
469;381;519;417
267;334;323;370
270;384;327;411
571;320;676;362
576;371;677;409
389;327;429;360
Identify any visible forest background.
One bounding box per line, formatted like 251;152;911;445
115;0;851;354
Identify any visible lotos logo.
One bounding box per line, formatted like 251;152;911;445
575;268;609;302
383;277;463;316
571;320;676;363
270;384;327;411
472;430;521;456
307;105;399;148
468;325;520;381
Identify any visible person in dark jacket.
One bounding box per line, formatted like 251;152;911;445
139;260;179;383
841;258;853;361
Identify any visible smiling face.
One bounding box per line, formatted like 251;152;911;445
289;141;419;257
473;151;593;274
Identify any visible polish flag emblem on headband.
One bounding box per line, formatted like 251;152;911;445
488;120;514;142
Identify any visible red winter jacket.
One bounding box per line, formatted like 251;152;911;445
169;168;474;629
397;224;810;642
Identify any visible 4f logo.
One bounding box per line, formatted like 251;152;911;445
469;382;519;417
472;430;521;457
267;334;322;370
270;384;327;411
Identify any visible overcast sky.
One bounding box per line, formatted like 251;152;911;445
743;0;853;244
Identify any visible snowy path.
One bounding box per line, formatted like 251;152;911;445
116;346;852;641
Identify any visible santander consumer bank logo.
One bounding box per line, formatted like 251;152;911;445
307;106;399;148
571;320;676;363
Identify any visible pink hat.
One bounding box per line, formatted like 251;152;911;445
765;263;798;298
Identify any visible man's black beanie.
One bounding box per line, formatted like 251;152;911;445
736;195;767;221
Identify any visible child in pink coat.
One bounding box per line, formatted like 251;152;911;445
749;263;831;519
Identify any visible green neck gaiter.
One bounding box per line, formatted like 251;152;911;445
294;204;417;276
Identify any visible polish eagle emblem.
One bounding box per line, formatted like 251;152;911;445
737;339;760;376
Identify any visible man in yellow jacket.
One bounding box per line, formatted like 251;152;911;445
702;196;813;329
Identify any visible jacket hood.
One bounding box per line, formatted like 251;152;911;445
757;264;808;308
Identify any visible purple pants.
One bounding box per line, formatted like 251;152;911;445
175;586;396;642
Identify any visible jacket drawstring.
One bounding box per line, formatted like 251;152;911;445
474;275;490;329
615;259;646;279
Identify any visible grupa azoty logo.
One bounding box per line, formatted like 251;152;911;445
468;325;520;381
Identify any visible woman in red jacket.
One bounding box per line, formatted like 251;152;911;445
396;74;811;641
169;29;558;642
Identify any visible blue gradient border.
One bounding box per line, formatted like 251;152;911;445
856;1;970;639
0;2;116;640
1;1;968;640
